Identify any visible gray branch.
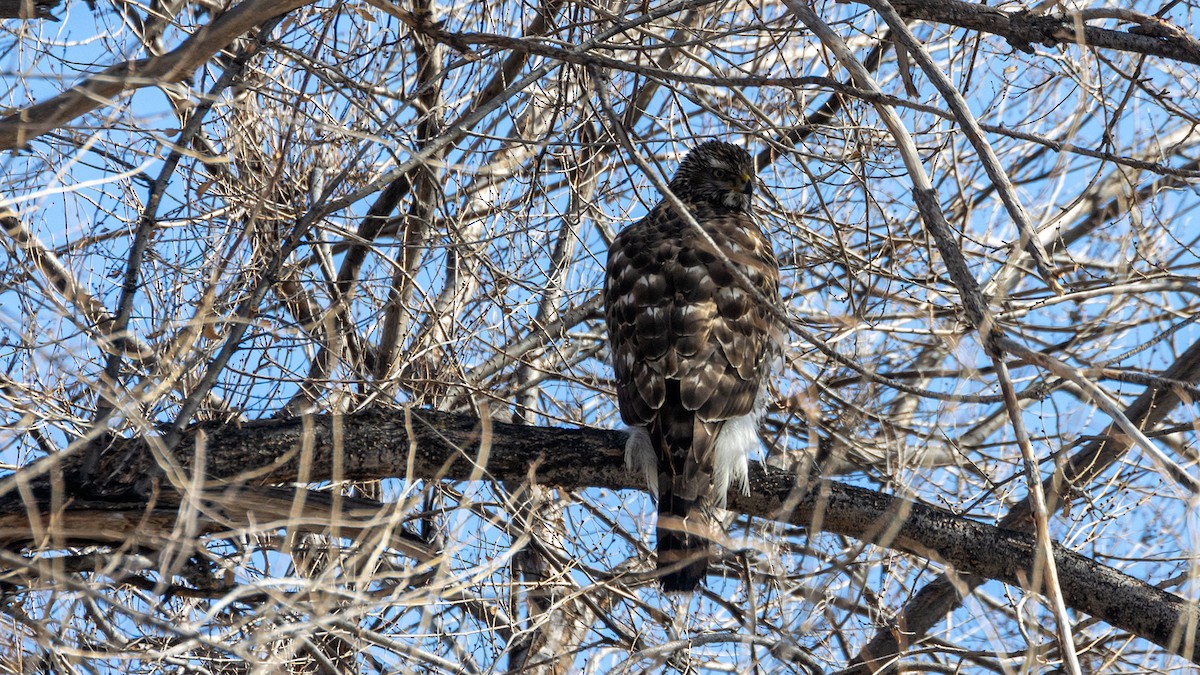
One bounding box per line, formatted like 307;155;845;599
877;0;1200;66
0;0;58;20
0;407;1195;665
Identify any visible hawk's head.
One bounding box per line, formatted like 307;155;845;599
668;140;756;211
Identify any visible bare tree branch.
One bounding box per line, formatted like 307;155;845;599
0;406;1196;664
874;0;1200;66
0;0;312;151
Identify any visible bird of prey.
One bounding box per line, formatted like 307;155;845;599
604;140;781;592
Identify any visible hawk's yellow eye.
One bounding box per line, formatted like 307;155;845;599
711;168;729;179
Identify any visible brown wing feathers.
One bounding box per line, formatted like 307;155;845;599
605;141;779;591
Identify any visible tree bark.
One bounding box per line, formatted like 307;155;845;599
0;406;1195;665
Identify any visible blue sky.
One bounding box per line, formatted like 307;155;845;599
0;0;1198;671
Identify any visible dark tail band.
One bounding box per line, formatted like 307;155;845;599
656;492;709;592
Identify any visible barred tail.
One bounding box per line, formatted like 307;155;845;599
651;389;715;593
656;487;709;592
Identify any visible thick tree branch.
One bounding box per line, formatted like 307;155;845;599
0;0;311;150
873;0;1200;66
850;334;1200;672
0;0;58;20
0;407;1195;664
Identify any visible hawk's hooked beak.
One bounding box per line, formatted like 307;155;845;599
737;173;754;196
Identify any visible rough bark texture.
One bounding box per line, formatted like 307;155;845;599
0;406;1196;664
882;0;1200;66
847;335;1200;672
0;0;58;19
0;0;311;150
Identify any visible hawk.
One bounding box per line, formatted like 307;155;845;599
604;140;781;592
